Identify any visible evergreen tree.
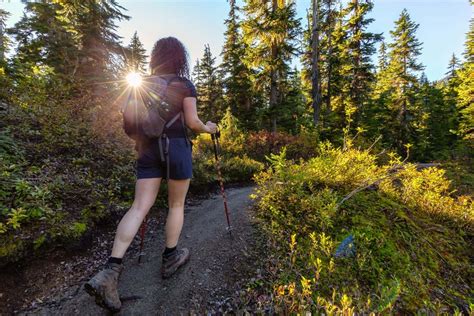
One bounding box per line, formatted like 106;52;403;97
445;53;460;80
279;67;307;133
418;78;457;160
300;8;313;123
194;45;224;122
126;31;147;73
8;2;79;78
310;0;380;144
365;39;392;145
377;40;388;72
242;0;301;132
455;15;474;143
191;59;201;83
385;9;424;155
220;0;254;129
55;0;130;88
0;9;9;63
319;0;340;119
442;54;461;151
319;4;348;141
343;0;381;131
0;9;10;101
302;0;338;128
310;0;323;127
364;39;391;141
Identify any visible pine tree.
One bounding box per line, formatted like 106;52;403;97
279;67;307;133
385;9;424;155
445;53;460;80
55;0;130;88
0;9;10;101
319;4;348;141
455;15;474;143
366;38;393;143
377;40;388;72
220;0;254;129
192;59;201;83
302;0;338;128
310;0;323;127
8;2;79;78
242;0;301;132
417;77;457;160
301;8;313;122
0;9;9;63
194;45;224;122
442;54;461;150
309;0;380;144
320;0;341;117
343;0;381;131
126;31;147;73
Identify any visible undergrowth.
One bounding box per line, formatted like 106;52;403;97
0;95;264;265
0;86;136;264
252;143;473;314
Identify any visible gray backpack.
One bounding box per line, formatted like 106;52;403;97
122;75;182;139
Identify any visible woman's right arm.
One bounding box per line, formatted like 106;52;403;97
183;97;217;134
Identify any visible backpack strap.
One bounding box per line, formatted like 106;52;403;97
180;112;191;147
160;75;179;99
165;112;182;129
161;76;191;145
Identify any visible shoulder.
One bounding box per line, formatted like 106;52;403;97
174;77;195;89
174;77;197;97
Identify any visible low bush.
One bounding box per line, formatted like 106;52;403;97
0;72;136;265
190;129;264;189
253;143;473;314
246;127;319;162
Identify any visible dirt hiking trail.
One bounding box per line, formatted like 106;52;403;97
19;186;258;315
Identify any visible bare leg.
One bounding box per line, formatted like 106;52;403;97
165;179;190;248
111;178;162;258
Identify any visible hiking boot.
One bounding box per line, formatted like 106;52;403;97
84;263;123;312
161;248;190;279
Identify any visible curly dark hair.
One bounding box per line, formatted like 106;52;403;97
150;37;190;78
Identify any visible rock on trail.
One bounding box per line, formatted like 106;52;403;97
21;186;257;315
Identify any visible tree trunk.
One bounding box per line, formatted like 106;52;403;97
0;20;4;62
270;0;279;133
326;1;333;114
400;55;408;155
351;0;362;125
311;0;322;127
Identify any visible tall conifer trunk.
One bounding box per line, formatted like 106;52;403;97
311;0;322;126
326;0;333;113
270;0;278;133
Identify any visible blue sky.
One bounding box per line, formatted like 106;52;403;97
1;0;472;80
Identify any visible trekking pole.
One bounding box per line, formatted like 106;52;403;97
138;215;148;263
211;128;232;237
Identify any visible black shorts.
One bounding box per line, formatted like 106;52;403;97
136;137;193;180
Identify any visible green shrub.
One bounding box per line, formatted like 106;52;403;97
65;221;88;240
0;74;137;264
191;139;263;188
253;145;473;313
190;115;264;188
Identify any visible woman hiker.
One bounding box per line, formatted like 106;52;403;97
84;37;217;312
